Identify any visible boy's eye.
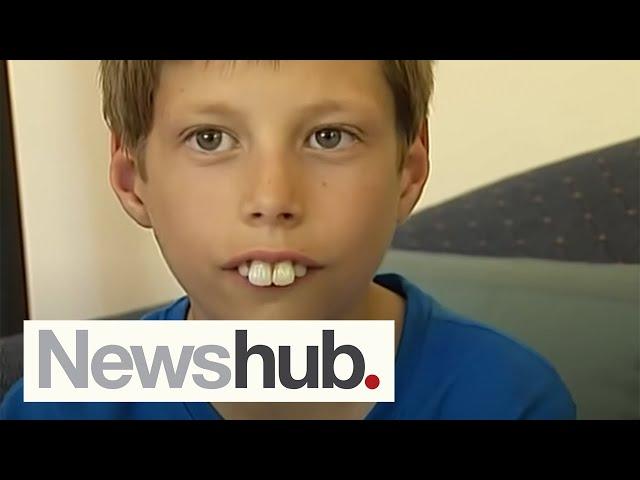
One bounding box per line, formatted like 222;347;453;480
308;128;357;151
186;129;237;153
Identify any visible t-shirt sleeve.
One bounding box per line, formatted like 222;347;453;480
515;370;577;420
436;346;577;420
0;378;25;420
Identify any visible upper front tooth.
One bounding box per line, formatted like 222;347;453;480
248;261;272;286
272;261;295;286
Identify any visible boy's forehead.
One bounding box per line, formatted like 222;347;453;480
156;60;392;112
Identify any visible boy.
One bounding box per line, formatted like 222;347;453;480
0;60;576;420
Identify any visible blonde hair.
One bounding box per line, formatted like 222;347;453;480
99;60;434;179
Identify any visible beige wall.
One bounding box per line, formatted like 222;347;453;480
8;60;184;320
8;60;640;319
419;60;640;210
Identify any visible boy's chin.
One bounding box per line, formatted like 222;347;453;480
198;292;335;320
224;304;329;321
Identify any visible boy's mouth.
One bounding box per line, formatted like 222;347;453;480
221;250;323;288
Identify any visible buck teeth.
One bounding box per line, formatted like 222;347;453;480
237;260;309;287
247;261;272;287
272;261;295;286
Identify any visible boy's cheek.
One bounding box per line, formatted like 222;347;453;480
142;157;398;252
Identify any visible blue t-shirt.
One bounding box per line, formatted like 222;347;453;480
0;273;576;420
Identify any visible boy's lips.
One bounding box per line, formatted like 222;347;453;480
220;250;323;270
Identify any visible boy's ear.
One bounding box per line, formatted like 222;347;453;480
109;133;152;229
396;120;430;225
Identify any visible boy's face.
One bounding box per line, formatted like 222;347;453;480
112;61;428;320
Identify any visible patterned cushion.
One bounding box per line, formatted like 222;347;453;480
393;138;640;263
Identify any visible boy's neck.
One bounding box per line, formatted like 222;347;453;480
187;280;406;420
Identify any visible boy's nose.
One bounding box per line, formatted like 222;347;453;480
240;154;303;228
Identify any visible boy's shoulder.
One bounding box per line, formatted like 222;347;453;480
140;296;190;320
0;378;193;420
0;378;77;420
380;272;553;365
0;300;191;420
0;378;72;420
391;273;576;419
